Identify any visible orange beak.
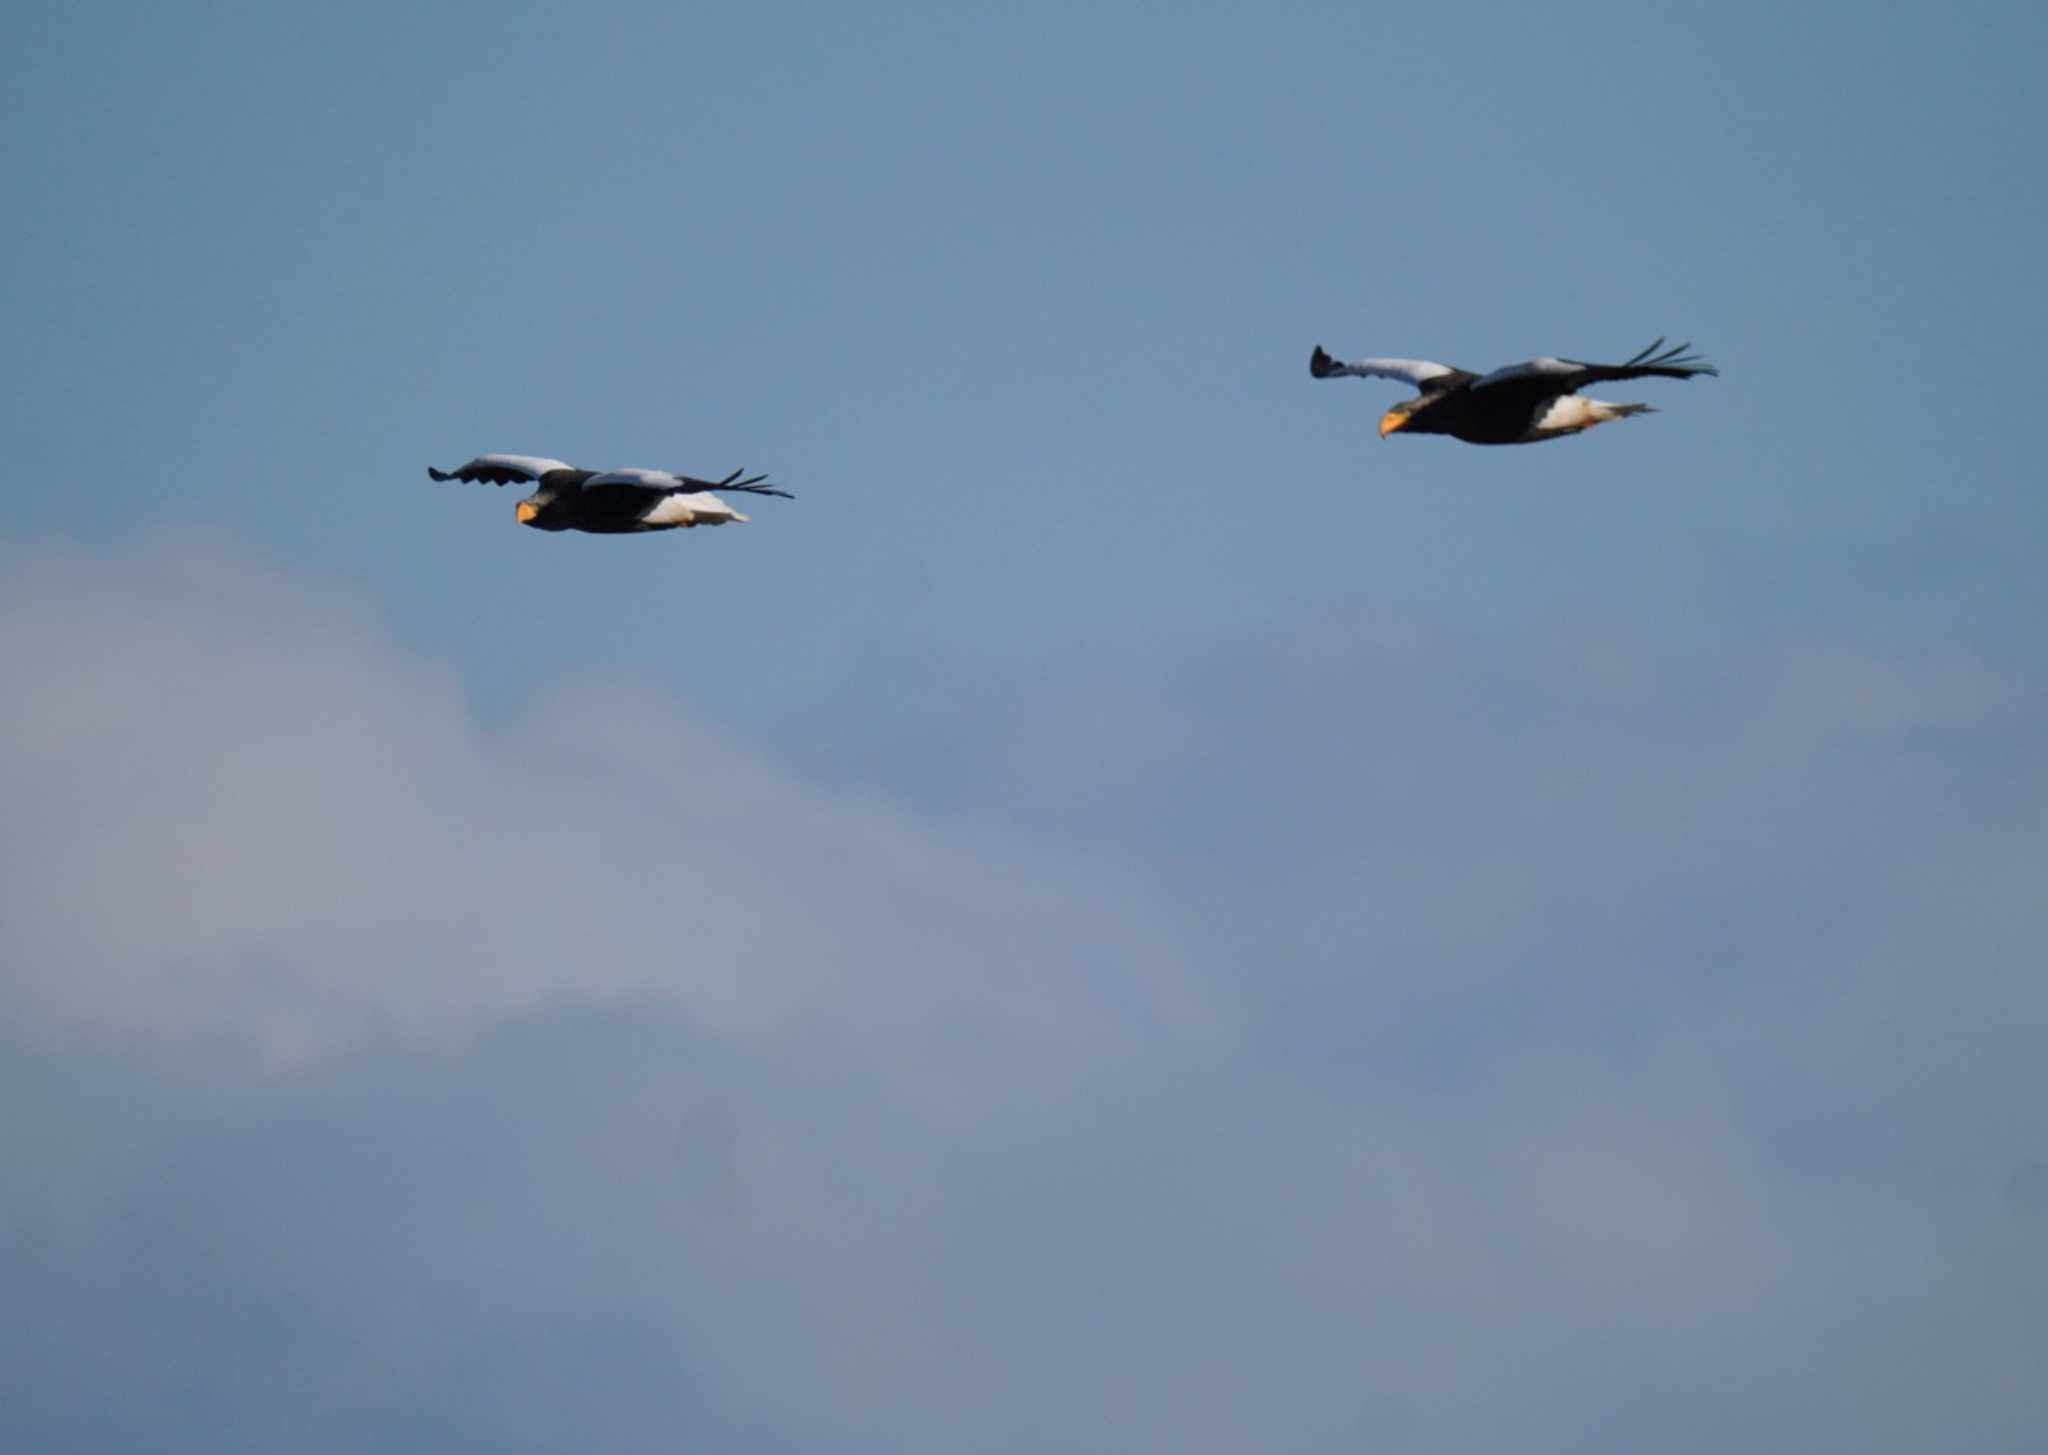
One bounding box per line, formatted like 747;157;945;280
1378;408;1411;439
515;501;539;524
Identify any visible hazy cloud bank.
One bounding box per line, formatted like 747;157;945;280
3;538;2043;1453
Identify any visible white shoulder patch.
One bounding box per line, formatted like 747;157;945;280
1472;358;1579;390
1344;357;1459;386
472;453;573;478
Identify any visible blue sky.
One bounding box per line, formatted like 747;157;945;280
5;3;2046;1451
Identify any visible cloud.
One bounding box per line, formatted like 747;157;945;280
3;539;2045;1453
0;539;1193;1074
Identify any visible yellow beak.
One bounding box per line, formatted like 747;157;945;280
515;501;539;524
1378;409;1411;439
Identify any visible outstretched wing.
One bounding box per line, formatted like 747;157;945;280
583;469;780;527
575;473;748;526
1471;339;1718;393
589;466;793;500
673;467;793;500
427;453;574;485
1310;346;1473;391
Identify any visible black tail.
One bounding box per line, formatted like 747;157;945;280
427;466;455;481
1309;345;1340;379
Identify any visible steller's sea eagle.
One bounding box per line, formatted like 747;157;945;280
1308;338;1717;445
428;454;792;533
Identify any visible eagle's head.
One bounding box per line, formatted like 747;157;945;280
514;490;565;529
515;471;585;530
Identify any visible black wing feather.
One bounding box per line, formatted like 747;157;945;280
671;467;795;500
1562;339;1719;384
427;462;542;487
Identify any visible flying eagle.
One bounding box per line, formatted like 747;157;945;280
428;454;792;533
1308;338;1717;445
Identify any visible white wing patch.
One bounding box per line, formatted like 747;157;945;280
1336;357;1459;387
641;491;748;526
1471;358;1581;390
467;453;574;478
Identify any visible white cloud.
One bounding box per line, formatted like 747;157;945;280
0;539;1194;1071
3;539;2044;1453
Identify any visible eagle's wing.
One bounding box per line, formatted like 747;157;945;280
1309;347;1471;391
1471;340;1718;392
583;470;756;526
427;453;574;485
661;467;793;500
588;467;793;500
582;468;688;493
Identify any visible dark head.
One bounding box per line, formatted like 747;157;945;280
1378;393;1449;439
1384;387;1466;438
515;468;592;530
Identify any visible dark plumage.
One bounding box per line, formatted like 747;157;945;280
428;454;792;534
1309;338;1718;445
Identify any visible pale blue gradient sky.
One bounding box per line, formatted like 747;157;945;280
5;3;2046;1451
10;1;2044;738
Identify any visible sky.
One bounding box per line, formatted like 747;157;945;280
3;1;2046;1450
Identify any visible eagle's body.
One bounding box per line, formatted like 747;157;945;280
428;454;791;533
1309;339;1717;445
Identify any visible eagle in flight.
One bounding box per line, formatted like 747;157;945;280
428;454;792;533
1309;338;1717;445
